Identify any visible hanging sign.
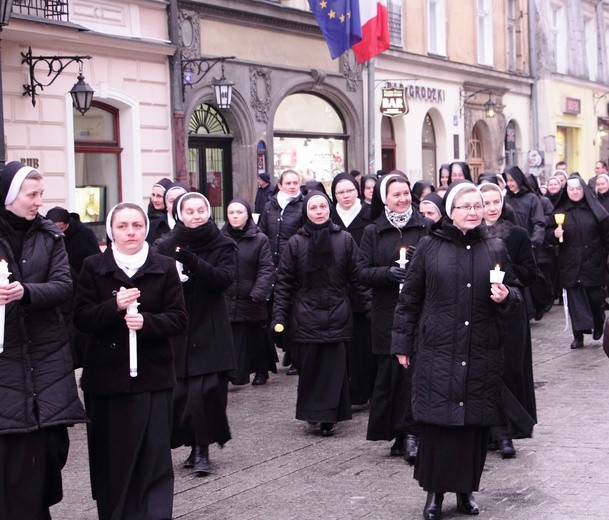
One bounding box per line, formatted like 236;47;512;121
380;87;409;117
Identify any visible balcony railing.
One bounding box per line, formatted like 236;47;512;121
13;0;69;22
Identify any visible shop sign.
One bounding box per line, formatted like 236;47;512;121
563;97;581;115
380;87;408;117
407;85;446;103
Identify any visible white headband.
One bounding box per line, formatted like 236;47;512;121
106;204;150;241
5;166;36;206
445;182;481;219
566;178;581;189
479;181;504;204
379;174;406;205
176;192;211;222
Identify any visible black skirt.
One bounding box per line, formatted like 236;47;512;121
85;390;174;520
0;426;69;520
172;373;231;448
295;342;352;424
229;321;278;385
347;312;376;405
414;424;489;493
366;354;418;440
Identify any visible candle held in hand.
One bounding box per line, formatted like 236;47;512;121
554;213;565;243
0;260;10;354
489;263;505;284
127;300;140;377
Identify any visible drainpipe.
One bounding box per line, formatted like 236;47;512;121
367;59;375;174
529;0;540;154
169;0;187;181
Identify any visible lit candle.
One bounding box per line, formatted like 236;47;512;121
489;263;505;284
395;247;409;292
126;300;140;377
554;213;566;243
0;260;10;354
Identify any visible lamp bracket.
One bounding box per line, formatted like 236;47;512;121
458;87;494;117
21;47;92;107
181;55;235;100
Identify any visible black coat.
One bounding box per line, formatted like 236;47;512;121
220;220;274;322
356;211;433;355
74;247;187;394
155;222;237;376
258;194;305;267
330;202;373;246
146;215;171;244
254;183;275;214
391;221;522;427
61;215;101;275
0;216;86;434
550;199;609;287
504;190;545;247
272;223;358;344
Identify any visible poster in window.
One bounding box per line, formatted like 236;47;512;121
75;186;106;223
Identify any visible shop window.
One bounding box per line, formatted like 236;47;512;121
427;0;446;56
257;141;267;173
274;93;347;192
74;102;122;243
421;113;437;183
381;116;396;173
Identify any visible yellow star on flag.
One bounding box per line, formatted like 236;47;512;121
340;14;345;22
328;9;335;19
319;0;327;8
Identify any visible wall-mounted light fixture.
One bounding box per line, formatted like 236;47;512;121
181;55;236;108
22;47;94;114
459;87;496;118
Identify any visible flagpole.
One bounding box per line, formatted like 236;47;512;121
367;58;375;174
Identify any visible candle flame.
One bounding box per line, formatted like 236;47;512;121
494;264;500;271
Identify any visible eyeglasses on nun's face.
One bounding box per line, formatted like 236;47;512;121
453;204;484;213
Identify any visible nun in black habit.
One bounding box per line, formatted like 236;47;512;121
551;176;609;348
272;191;357;436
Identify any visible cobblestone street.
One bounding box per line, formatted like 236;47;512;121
51;305;609;519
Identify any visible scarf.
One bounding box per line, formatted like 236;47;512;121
111;241;149;278
277;191;298;213
384;206;413;230
303;219;333;286
0;208;36;263
336;199;362;228
168;213;177;230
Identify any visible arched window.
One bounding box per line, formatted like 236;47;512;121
274;93;347;190
381;116;396;172
421;113;437;183
468;125;483;181
74;101;122;243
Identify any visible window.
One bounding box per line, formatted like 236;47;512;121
74;102;122;243
585;16;598;81
421;113;437;183
551;5;567;74
427;0;446;56
388;0;403;48
507;0;518;71
477;0;494;66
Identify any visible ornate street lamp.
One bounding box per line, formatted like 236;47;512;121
181;55;236;108
70;66;95;116
213;62;234;109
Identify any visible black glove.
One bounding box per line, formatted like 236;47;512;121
387;266;407;283
176;248;199;272
406;245;416;261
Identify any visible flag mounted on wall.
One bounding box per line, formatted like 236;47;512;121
308;0;390;64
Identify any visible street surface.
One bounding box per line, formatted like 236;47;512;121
51;305;609;519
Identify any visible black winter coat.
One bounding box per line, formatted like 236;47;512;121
391;221;522;427
258;194;305;267
62;215;100;275
272;223;358;344
0;216;86;434
254;183;275;214
504;190;545;247
221;220;274;322
155;222;237;376
550;199;609;287
74;247;187;394
356;211;433;355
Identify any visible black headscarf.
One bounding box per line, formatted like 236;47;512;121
302;191;334;285
505;166;532;194
554;175;609;222
438;163;451;186
448;161;473;183
224;197;254;239
411;180;435;200
331;173;360;204
369;171;410;221
360;174;377;202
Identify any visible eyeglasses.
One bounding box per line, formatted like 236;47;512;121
335;188;357;196
453;204;484;212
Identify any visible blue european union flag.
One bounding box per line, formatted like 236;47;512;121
308;0;363;59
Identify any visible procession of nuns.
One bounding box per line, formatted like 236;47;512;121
3;160;606;520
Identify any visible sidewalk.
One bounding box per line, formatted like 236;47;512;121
51;305;609;519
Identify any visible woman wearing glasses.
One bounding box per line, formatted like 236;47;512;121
391;181;522;519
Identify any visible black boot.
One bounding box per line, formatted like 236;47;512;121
498;438;515;459
252;372;268;385
456;493;479;515
570;333;584;349
193;445;211;474
405;434;419;465
423;492;443;520
389;436;405;456
320;423;335;437
182;446;196;468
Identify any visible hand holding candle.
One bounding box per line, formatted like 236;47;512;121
0;260;11;354
554;213;566;243
489;264;505;284
395;247;409;292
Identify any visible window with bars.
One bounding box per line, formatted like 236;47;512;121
13;0;69;21
388;0;403;48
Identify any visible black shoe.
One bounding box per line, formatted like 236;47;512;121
320;423;335;436
423;492;443;520
282;351;291;367
193;445;211;474
498;439;515;459
570;336;584;349
182;446;196;468
534;308;544;321
252;372;268;385
286;364;299;375
593;326;603;341
487;440;499;451
456;493;479;515
405;434;419;465
389;436;405;457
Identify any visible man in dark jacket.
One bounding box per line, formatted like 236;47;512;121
254;172;275;214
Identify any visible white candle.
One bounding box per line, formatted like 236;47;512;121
489;263;505;284
395;247;409;292
0;260;11;354
126;300;140;377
